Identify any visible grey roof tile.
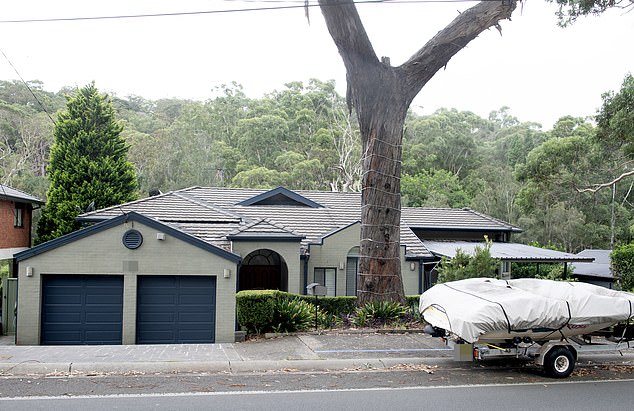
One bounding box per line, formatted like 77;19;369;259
0;184;44;204
79;187;524;260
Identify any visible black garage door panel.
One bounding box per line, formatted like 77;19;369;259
41;275;123;345
137;276;216;344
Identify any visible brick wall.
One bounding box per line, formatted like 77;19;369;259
0;199;31;248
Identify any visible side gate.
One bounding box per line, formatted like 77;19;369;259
2;278;17;335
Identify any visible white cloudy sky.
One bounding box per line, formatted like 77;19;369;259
0;0;632;128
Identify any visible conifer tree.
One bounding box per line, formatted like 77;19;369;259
36;83;137;243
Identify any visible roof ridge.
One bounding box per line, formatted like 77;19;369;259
174;191;245;221
79;190;179;217
260;217;301;235
230;218;299;236
464;207;520;231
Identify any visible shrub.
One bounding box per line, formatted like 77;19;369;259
271;298;324;333
353;301;406;327
298;295;357;317
405;295;423;322
612;243;634;291
236;290;280;334
437;237;499;283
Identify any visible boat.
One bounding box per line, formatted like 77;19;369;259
419;278;634;377
420;277;634;344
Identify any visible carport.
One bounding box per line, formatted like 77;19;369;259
422;240;595;279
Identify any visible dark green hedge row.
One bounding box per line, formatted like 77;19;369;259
236;290;422;334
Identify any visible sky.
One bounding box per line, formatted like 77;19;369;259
0;0;632;129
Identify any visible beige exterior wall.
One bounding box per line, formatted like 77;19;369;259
401;252;420;296
16;220;238;345
307;224;422;297
308;224;359;296
231;241;303;294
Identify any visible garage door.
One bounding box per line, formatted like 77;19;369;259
41;275;123;345
136;276;216;344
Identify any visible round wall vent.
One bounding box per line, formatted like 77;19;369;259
122;229;143;250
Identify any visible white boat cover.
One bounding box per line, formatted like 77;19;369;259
419;278;634;343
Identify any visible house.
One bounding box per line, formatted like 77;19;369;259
1;184;44;336
13;186;591;345
570;249;614;289
0;184;44;260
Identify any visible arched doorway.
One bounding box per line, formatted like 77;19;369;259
239;249;288;291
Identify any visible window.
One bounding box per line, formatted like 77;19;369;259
314;268;336;296
346;256;358;296
14;204;24;228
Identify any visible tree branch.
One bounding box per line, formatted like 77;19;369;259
318;0;378;73
401;1;517;99
319;1;518;107
577;169;634;193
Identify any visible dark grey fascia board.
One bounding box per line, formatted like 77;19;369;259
496;257;595;263
236;186;324;208
15;211;241;263
227;233;305;242
408;225;523;233
0;196;45;205
77;216;110;225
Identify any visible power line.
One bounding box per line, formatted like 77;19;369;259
0;48;56;125
0;0;482;24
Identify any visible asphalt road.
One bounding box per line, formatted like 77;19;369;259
2;379;633;411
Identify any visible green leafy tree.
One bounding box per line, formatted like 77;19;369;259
611;243;634;291
36;83;137;243
578;74;634;194
466;165;520;225
551;0;634;26
403;109;486;179
401;169;470;208
231;166;285;189
437;239;500;283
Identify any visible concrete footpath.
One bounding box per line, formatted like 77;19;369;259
0;331;455;376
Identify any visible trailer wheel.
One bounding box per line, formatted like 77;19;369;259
543;347;575;378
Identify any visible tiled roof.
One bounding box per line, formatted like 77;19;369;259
571;249;613;279
81;190;244;223
0;184;44;204
228;219;305;240
78;187;524;260
423;240;593;262
402;207;522;232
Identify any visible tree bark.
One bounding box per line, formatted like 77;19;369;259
318;0;517;305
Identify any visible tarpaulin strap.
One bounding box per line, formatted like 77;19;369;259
443;283;512;334
556;301;573;342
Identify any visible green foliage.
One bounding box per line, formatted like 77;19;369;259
437;239;500;283
36;83;137;243
551;0;633;27
352;301;406;327
235;290;280;334
4;77;634;253
298;295;357;317
401;169;469;208
271;298;325;333
0;261;8;279
403;108;487;179
596;73;634;158
611;243;634;291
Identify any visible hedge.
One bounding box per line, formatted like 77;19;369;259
236;290;423;334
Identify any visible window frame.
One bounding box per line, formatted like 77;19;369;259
14;203;25;228
314;267;337;296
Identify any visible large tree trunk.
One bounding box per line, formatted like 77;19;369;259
318;0;517;305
